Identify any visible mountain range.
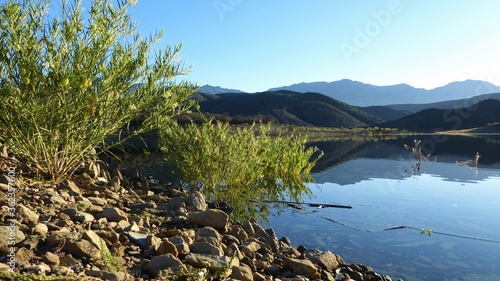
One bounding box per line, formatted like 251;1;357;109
267;79;500;106
194;79;500;132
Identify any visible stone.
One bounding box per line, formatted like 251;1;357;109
166;197;185;211
59;179;81;195
101;207;128;222
130;202;157;211
46;231;67;248
283;258;317;278
185;253;239;272
86;270;123;281
16;204;39;223
168;236;190;256
188;209;229;231
304;250;339;271
83;230;103;249
87;197;108;206
84;161;100;179
186;190;207;211
42;252;60;266
66;239;101;260
51;265;74;276
190;242;223;256
33;223;48;236
16;247;34;262
240;241;261;258
128;231;149;249
156;240;179;256
231;264;254;281
196;226;222;246
0;225;25;253
143;254;185;278
74;211;95;223
48;194;69;205
109;176;121;192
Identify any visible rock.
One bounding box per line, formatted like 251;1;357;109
231;264;254;281
66;239;101;260
283;258;317;278
186;190;207;211
83;230;103;249
15;247;34;262
128;231;149;249
240;241;261;258
84;161;100;179
130;202;157;211
196;226;222;246
42;252;60;266
86;270;123;281
101;207;128;222
166;197;185;211
143;254;185;278
0;225;25;253
185;253;239;272
168;236;190;256
73;211;95;223
46;231;68;248
48;194;69;205
33;223;48;236
108;176;121;192
156;240;179;256
87;197;108;206
59;179;81;195
304;250;340;271
16;204;39;223
188;209;229;231
190;242;223;256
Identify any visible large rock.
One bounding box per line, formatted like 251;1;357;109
189;242;223;256
185;253;239;272
283;258;317;278
304;250;340;271
143;254;185;278
0;225;25;254
59;179;81;195
156;240;179;256
188;209;229;231
100;207;128;222
195;226;222;246
231;264;254;281
186;190;207;211
16;204;39;223
168;236;190;256
66;239;101;260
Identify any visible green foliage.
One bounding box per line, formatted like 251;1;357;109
420;228;433;236
100;238;121;272
0;0;196;181
0;271;83;281
160;120;323;221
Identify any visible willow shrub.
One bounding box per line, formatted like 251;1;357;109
160;121;323;220
0;0;196;181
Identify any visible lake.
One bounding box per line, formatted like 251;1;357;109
264;135;500;281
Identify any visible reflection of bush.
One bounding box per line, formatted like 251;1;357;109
160;121;322;221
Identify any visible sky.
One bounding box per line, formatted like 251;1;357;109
47;0;500;92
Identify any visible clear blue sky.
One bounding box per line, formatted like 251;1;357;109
59;1;500;92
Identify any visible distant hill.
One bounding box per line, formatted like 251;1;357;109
269;79;500;106
197;90;383;127
196;84;245;94
357;106;412;122
381;99;500;132
386;92;500;113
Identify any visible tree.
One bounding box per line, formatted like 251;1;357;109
0;0;197;181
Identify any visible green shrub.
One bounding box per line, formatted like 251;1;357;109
160;121;323;220
0;0;196;181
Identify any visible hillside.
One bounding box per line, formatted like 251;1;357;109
196;90;383;127
381;99;500;132
358;105;412;122
387;92;500;113
269;79;500;106
196;84;246;94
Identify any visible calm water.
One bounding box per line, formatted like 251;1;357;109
265;135;500;281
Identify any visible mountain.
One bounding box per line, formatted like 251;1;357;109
196;90;383;127
196;84;245;94
386;92;500;113
358;106;412;122
269;79;500;106
381;99;500;132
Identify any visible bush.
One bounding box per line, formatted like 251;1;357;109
0;0;196;181
160;121;323;220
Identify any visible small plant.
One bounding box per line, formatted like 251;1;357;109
75;202;88;211
100;238;121;273
0;271;84;281
404;139;433;174
160;120;323;221
420;228;433;236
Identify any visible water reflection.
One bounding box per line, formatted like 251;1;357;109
266;134;500;281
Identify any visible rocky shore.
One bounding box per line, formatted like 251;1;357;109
0;148;398;281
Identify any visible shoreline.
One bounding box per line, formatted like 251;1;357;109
0;151;398;281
